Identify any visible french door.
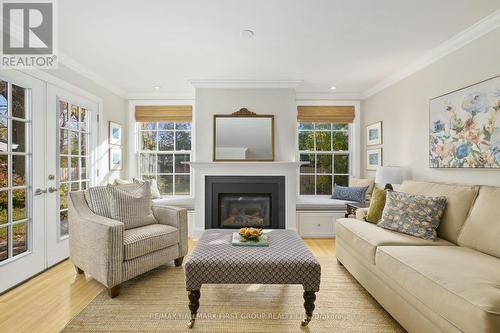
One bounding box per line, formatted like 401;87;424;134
46;84;98;266
0;71;45;293
0;75;99;293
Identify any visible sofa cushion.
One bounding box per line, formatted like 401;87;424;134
331;184;368;203
335;218;453;265
399;180;479;243
458;186;500;258
108;182;156;230
378;191;447;240
124;224;179;260
376;246;500;333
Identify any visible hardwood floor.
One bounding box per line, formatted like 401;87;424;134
0;238;335;333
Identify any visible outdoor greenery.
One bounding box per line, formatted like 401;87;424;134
140;122;192;196
298;122;350;195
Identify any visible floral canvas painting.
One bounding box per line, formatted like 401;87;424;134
429;76;500;168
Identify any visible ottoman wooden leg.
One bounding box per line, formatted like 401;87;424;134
187;290;200;328
301;291;316;326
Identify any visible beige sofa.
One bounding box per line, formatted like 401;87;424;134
335;180;500;333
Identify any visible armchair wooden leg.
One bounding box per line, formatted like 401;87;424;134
174;256;184;267
336;258;343;266
107;285;120;298
74;265;84;274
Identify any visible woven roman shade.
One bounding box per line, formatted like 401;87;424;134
297;105;355;123
135;105;192;122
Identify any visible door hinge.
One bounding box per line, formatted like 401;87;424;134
96;169;100;177
97;114;100;122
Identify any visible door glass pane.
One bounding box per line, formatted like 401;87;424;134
59;184;68;210
0;226;8;262
12;189;27;221
12;155;26;186
80;133;87;155
59;129;68;154
60;156;68;181
12;85;26;119
69;105;78;129
12;222;27;256
0;191;7;224
79;108;87;131
12;120;26;152
57;99;91;238
70;131;78;155
0;80;31;261
0;155;7;188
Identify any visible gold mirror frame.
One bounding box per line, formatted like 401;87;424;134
213;108;275;162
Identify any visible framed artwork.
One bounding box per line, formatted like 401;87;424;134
367;148;383;170
366;121;382;146
429;75;500;168
109;147;122;171
109;121;122;146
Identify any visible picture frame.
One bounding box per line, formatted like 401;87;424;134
109;121;122;146
366;148;383;170
366;121;383;146
429;74;500;168
109;147;122;171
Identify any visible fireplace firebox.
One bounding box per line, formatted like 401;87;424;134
205;176;285;229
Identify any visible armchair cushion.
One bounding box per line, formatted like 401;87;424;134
108;182;156;230
123;224;179;260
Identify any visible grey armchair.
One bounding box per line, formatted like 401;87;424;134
68;190;188;297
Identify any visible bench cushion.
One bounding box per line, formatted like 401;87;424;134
124;224;179;260
335;218;453;265
377;246;500;333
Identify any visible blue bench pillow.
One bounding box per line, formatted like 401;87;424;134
331;185;368;203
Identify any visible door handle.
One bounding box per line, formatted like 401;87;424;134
35;188;47;195
48;186;59;193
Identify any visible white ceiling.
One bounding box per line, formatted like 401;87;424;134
58;0;500;97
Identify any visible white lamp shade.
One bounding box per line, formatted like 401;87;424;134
375;166;403;185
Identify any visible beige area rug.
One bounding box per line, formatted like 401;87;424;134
63;257;405;333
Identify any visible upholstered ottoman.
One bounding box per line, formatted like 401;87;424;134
184;229;321;328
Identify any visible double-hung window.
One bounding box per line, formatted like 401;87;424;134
297;105;355;196
135;105;192;196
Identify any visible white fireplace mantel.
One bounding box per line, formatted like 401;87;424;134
184;161;308;168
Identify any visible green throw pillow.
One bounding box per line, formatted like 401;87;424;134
365;188;386;223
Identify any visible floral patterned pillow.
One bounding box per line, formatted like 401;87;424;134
378;191;447;240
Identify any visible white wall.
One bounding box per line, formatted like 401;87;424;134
195;88;297;161
361;27;500;186
44;64;128;184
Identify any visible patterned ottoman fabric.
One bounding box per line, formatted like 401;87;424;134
184;229;321;292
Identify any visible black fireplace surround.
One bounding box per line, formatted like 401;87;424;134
205;176;285;229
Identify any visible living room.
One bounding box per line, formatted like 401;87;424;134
0;1;499;332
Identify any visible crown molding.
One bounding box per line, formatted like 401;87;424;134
295;91;362;101
189;79;303;89
58;53;127;98
126;91;195;100
362;9;500;99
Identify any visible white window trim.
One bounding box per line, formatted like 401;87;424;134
295;100;361;198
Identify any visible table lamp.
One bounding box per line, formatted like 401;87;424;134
375;166;403;191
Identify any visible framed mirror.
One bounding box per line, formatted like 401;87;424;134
213;108;275;161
